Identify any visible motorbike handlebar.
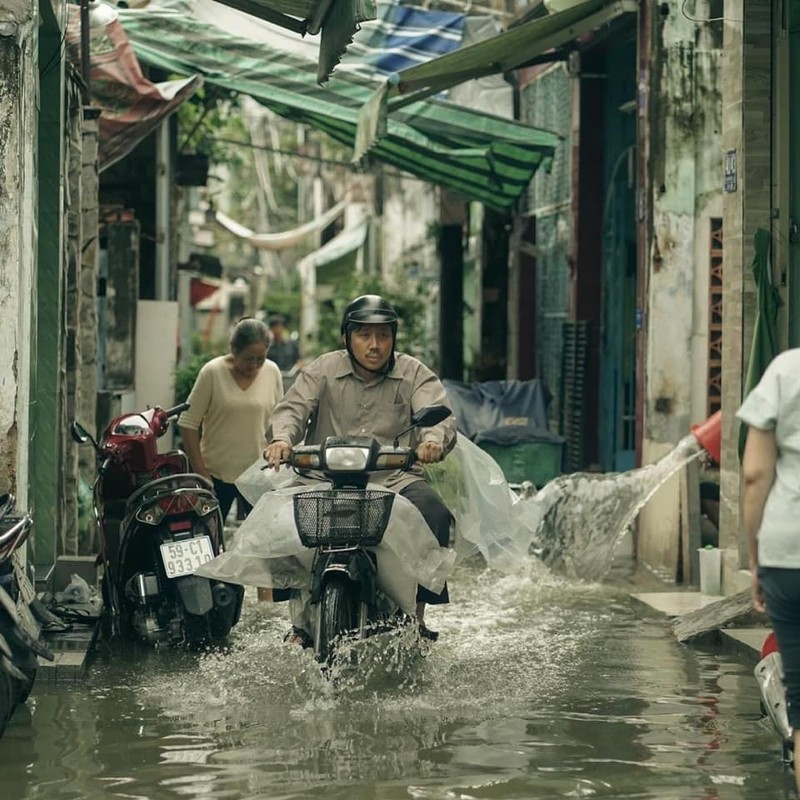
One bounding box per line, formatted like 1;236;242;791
163;402;190;419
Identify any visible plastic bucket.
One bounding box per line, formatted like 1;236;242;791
691;410;722;464
698;547;722;595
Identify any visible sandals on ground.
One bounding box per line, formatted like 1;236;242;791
418;623;439;642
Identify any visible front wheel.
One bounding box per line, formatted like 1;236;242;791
317;576;357;665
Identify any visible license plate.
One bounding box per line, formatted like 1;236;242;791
160;536;214;579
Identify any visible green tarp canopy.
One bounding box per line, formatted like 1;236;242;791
117;8;559;210
355;0;636;159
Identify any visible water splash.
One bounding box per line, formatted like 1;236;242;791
515;433;705;581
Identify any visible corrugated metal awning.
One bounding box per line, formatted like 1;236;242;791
355;0;637;158
212;0;376;82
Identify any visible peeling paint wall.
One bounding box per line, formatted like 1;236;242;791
0;3;37;509
646;4;723;443
381;174;437;283
381;173;439;362
637;0;723;578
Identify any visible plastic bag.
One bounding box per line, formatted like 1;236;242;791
425;435;543;572
235;457;297;506
196;482;455;615
54;573;94;605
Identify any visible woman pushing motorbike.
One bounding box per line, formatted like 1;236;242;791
263;294;457;645
179;318;286;603
179;317;284;523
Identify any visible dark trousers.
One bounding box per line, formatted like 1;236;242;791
759;566;800;729
211;477;252;524
399;481;452;605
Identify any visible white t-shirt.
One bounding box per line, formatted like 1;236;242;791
736;347;800;568
178;355;284;484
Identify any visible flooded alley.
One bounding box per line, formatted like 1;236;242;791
1;556;794;800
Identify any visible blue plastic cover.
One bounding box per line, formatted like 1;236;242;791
443;379;564;445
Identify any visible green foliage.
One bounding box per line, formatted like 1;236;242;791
262;289;302;329
177;87;246;167
174;344;226;405
424;457;464;513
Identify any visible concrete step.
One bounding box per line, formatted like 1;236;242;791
631;590;769;664
35;597;101;683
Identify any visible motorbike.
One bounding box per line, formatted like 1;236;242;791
0;494;53;737
755;630;794;766
71;403;243;647
286;404;452;665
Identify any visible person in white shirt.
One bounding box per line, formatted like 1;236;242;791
738;347;800;790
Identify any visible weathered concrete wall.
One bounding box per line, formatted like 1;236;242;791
719;0;772;593
78;110;100;553
62;101;100;556
64;87;84;555
381;172;439;363
0;3;37;510
381;173;438;286
638;1;724;579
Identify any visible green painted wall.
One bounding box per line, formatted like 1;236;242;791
31;19;65;575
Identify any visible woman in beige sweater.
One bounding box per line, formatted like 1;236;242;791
179;318;283;524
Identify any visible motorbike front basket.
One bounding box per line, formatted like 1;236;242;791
293;489;395;548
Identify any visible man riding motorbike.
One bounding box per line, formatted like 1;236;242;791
264;294;457;645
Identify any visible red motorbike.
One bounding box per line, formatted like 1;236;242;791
71;403;243;647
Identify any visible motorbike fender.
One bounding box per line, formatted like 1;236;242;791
174;575;214;616
755;651;793;742
310;551;377;605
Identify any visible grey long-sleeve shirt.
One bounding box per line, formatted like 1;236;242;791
267;350;457;490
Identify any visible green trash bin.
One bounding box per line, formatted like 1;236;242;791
476;439;564;488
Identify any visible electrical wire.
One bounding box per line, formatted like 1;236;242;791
680;0;739;24
213;135;353;166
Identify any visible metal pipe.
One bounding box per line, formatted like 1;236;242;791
155;120;171;301
79;0;91;103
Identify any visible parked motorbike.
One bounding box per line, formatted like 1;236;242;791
286;404;452;665
0;494;53;737
755;631;794;766
71;403;243;647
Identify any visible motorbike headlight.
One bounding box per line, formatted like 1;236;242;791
324;446;370;472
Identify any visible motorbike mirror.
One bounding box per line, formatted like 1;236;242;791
71;421;96;448
411;404;451;428
393;404;452;447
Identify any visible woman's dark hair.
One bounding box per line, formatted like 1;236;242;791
230;317;270;353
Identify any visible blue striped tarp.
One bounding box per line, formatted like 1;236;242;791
343;1;465;77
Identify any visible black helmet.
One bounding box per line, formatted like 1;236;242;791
341;294;398;373
340;294;398;335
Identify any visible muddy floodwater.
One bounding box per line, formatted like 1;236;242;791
1;556;795;800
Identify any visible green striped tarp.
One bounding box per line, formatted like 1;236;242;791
118;8;559;209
